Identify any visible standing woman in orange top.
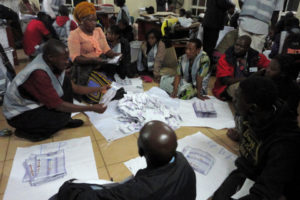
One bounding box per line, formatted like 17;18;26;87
68;2;119;88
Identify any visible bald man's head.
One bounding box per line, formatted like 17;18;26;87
138;121;177;168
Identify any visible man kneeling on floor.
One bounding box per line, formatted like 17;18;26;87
212;77;300;200
55;121;196;200
2;39;108;142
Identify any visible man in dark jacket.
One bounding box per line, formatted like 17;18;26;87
213;35;270;100
202;0;235;65
212;77;300;200
56;121;196;200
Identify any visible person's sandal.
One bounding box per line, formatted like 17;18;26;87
226;128;241;142
0;129;12;137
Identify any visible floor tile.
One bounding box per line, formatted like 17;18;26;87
97;135;139;165
0;161;4;183
97;167;111;180
0;120;13;130
0;136;9;162
107;163;133;182
6;135;52;160
91;126;106;141
52;125;95;142
92;141;104;168
133;132;139;138
175;127;213;140
207;128;239;154
0;160;13;195
143;82;158;91
0;109;5;121
0;121;13;162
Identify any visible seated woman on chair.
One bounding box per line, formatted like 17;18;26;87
137;29;166;82
68;2;119;103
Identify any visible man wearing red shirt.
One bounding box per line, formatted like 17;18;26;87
213;35;270;100
23;12;52;57
3;40;108;142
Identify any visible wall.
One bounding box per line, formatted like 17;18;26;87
0;0;20;13
102;0;241;20
297;2;300;20
102;0;156;20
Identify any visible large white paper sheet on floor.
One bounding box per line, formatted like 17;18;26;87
86;100;133;142
87;87;234;142
3;137;99;200
124;132;237;200
86;88;180;142
147;87;235;129
178;96;235;129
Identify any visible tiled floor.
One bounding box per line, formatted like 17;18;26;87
0;50;239;199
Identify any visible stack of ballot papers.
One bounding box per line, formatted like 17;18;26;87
117;93;182;134
113;74;144;93
107;54;122;64
23;150;67;186
193;100;217;118
100;87;117;106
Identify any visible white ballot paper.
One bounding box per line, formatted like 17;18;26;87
124;132;237;200
86;87;234;142
117;92;182;134
232;179;255;199
100;87;117;107
113;74;144;93
107;54;122;64
3;137;99;200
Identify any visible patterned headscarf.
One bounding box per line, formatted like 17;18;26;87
73;1;96;23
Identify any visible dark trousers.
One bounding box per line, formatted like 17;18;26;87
203;27;220;67
7;76;73;139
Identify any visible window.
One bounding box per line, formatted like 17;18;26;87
191;0;207;16
66;0;100;7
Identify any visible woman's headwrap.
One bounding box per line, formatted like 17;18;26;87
73;2;96;23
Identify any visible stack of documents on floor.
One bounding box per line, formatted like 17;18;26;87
100;87;117;106
193;101;217;118
117;93;182;134
3;137;98;200
86;87;235;142
23;150;67;186
124;131;237;200
113;74;143;93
